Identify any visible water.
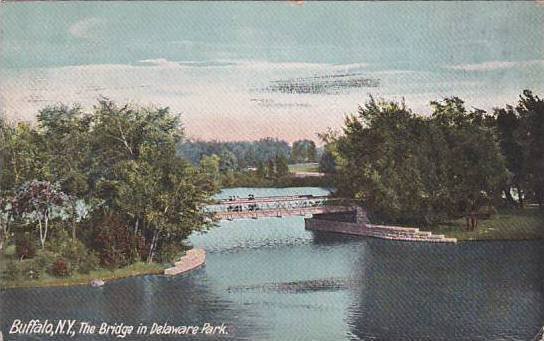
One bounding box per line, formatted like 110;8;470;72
2;188;543;340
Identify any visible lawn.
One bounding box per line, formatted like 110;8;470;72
429;207;544;241
288;162;320;173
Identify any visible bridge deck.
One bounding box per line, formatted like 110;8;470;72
214;205;354;220
206;195;353;220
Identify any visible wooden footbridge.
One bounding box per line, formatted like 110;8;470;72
205;195;354;220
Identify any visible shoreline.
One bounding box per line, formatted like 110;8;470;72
1;250;208;291
2;236;542;290
0;262;166;291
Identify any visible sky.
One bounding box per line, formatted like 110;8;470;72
1;1;543;142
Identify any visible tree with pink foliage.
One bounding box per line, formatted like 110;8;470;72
12;180;70;249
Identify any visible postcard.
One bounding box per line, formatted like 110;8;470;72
0;1;543;340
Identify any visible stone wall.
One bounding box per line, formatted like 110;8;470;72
164;249;206;276
305;211;456;243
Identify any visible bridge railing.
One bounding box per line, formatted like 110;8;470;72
204;196;355;215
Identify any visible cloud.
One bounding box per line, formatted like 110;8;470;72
446;59;544;72
2;58;540;141
137;58;182;68
68;17;103;40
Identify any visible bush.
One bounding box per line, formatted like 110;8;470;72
49;258;71;277
78;252;99;274
92;214;146;268
157;242;185;264
3;259;43;281
20;259;42;280
4;261;20;281
15;236;36;260
46;229;97;274
34;250;57;270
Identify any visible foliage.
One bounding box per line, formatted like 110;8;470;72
1;100;218;275
291;139;317;163
92;214;146;268
333;96;508;226
12;180;71;248
275;154;290;177
46;228;95;272
49;258;71;277
515;90;544;207
180;138;291;169
4;261;20;281
15;234;36;260
319;150;337;174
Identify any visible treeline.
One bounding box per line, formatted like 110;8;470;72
326;90;543;227
0;100;218;280
180;138;319;170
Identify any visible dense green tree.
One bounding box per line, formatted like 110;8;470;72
199;154;221;187
275;154;290;177
256;161;267;178
291;139;317;163
0;119;47;191
319;150;336;174
515;90;544;208
493;105;524;206
267;159;275;178
179;138;290;168
430;98;507;228
88;100;217;261
219;149;238;172
333;96;507;227
37;105;92;197
12;180;71;249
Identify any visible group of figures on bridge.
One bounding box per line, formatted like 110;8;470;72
213;195;325;214
206;195;349;220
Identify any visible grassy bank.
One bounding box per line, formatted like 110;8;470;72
221;171;333;188
288;162;320;173
429;207;544;241
0;246;166;290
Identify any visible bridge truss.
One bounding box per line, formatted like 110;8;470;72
205;195;354;220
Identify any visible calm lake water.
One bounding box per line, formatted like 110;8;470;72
1;187;543;341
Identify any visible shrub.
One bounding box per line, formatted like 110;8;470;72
15;236;36;260
20;259;42;280
34;250;57;269
157;242;185;264
93;215;146;268
4;261;20;281
78;252;99;274
46;229;97;274
49;258;71;277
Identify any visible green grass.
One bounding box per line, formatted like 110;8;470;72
429;207;544;241
0;246;166;290
288;162;320;173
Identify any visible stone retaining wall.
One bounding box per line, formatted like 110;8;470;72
164;249;206;276
305;215;456;243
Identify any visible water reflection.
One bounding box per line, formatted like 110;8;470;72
348;240;544;341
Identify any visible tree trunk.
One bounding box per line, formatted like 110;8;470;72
38;219;45;249
72;217;77;240
0;219;9;254
147;231;158;264
42;216;49;249
503;187;516;207
466;212;478;231
516;186;524;208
